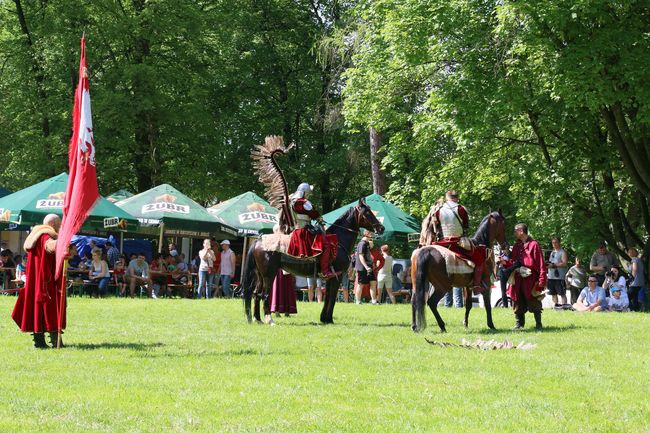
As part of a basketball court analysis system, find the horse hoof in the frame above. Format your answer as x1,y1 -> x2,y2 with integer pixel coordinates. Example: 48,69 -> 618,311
440,328 -> 447,333
488,324 -> 496,330
463,321 -> 468,328
411,324 -> 418,332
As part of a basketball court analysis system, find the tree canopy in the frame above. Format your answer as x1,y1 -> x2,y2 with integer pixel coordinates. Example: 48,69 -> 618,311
1,0 -> 648,260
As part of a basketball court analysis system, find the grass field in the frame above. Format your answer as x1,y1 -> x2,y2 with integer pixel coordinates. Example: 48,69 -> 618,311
0,296 -> 648,433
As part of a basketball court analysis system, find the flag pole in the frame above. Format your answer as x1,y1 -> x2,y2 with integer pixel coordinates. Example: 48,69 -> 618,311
158,223 -> 165,253
57,257 -> 69,349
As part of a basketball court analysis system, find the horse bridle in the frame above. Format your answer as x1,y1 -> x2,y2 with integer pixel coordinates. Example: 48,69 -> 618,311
327,205 -> 380,234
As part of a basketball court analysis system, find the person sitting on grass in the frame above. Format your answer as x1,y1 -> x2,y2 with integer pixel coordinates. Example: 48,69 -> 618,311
573,275 -> 607,312
602,265 -> 627,296
126,253 -> 152,298
607,287 -> 629,312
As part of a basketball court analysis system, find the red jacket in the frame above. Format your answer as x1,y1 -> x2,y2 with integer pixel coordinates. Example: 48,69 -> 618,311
506,237 -> 547,302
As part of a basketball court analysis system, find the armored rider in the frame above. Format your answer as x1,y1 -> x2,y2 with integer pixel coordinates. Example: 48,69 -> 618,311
287,183 -> 337,279
433,190 -> 486,294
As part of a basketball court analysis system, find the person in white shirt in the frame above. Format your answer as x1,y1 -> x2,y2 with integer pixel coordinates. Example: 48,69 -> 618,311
197,239 -> 216,299
607,287 -> 629,312
219,240 -> 236,297
377,245 -> 396,303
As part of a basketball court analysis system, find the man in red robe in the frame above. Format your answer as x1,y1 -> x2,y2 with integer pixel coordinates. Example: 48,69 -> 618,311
11,214 -> 66,348
505,223 -> 547,330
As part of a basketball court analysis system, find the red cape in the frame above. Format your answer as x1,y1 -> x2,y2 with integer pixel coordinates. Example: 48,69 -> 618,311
506,237 -> 547,302
12,230 -> 66,333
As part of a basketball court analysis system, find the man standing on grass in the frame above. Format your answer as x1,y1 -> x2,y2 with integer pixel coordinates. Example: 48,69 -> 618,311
11,214 -> 66,348
219,240 -> 236,297
506,223 -> 547,330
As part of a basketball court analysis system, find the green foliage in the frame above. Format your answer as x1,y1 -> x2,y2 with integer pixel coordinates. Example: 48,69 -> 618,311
0,0 -> 371,211
342,0 -> 650,259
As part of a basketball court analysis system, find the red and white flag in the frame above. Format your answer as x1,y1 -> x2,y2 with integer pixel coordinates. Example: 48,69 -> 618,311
55,37 -> 99,278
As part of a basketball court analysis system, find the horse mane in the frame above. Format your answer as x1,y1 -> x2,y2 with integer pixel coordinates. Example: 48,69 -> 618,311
330,206 -> 356,228
471,212 -> 502,246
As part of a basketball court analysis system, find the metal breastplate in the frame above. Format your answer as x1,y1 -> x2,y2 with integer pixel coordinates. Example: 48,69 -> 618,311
439,203 -> 463,238
290,198 -> 311,229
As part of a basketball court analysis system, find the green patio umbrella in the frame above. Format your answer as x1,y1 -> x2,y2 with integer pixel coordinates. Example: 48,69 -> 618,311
0,172 -> 138,231
115,184 -> 238,244
207,191 -> 279,236
321,193 -> 421,244
106,189 -> 134,203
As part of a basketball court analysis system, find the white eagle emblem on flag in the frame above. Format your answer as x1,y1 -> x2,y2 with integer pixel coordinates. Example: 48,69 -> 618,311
78,67 -> 96,167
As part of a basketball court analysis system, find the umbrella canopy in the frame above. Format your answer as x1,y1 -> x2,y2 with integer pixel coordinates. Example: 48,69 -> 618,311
321,193 -> 420,243
106,189 -> 134,203
115,184 -> 238,239
0,172 -> 138,231
208,191 -> 279,236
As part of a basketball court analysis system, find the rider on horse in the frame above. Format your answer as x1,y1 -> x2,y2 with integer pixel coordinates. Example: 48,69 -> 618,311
426,190 -> 486,294
286,182 -> 337,279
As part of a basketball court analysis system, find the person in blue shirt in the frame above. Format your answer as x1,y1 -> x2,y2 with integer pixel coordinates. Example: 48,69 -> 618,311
573,274 -> 607,312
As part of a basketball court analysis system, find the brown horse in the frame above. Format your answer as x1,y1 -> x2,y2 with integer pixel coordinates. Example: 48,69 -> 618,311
242,198 -> 384,325
411,211 -> 507,333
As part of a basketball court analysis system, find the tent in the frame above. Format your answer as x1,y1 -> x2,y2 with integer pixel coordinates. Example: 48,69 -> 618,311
0,173 -> 138,231
115,184 -> 238,249
321,193 -> 420,244
106,189 -> 134,203
207,191 -> 279,236
208,191 -> 280,284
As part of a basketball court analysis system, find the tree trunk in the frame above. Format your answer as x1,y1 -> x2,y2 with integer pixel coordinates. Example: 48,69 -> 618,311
131,0 -> 158,191
369,127 -> 386,195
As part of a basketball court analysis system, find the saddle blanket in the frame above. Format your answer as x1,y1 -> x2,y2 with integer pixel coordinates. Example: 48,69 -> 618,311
431,245 -> 475,275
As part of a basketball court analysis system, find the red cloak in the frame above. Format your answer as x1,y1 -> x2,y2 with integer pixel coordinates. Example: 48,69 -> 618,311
506,237 -> 547,302
12,226 -> 66,333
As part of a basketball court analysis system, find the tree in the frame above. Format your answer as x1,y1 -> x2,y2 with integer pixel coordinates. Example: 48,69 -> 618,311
342,0 -> 650,264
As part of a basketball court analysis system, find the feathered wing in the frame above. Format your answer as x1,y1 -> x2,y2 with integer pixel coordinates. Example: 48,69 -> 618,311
251,135 -> 295,234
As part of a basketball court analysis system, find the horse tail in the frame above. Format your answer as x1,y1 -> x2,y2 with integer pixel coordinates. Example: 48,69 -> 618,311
242,240 -> 258,323
414,248 -> 429,332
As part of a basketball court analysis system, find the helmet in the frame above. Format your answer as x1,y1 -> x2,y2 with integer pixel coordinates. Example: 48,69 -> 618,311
294,182 -> 314,199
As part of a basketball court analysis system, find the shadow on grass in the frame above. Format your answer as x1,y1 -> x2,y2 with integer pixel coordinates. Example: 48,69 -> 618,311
70,342 -> 164,351
474,323 -> 583,334
280,321 -> 412,328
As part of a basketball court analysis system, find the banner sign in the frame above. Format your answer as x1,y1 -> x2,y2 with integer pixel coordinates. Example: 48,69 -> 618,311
238,211 -> 278,225
36,199 -> 64,209
142,202 -> 189,214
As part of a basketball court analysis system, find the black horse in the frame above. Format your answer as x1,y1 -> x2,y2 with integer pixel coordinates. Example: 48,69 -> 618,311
242,198 -> 384,324
411,211 -> 507,333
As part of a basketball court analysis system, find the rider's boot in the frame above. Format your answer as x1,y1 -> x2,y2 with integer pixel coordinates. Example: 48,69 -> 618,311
319,246 -> 340,280
471,264 -> 486,294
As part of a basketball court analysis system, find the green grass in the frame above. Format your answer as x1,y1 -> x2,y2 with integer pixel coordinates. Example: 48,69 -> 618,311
0,296 -> 648,433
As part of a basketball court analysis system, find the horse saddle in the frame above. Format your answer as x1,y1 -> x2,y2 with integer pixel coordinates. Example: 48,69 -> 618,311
260,233 -> 323,263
